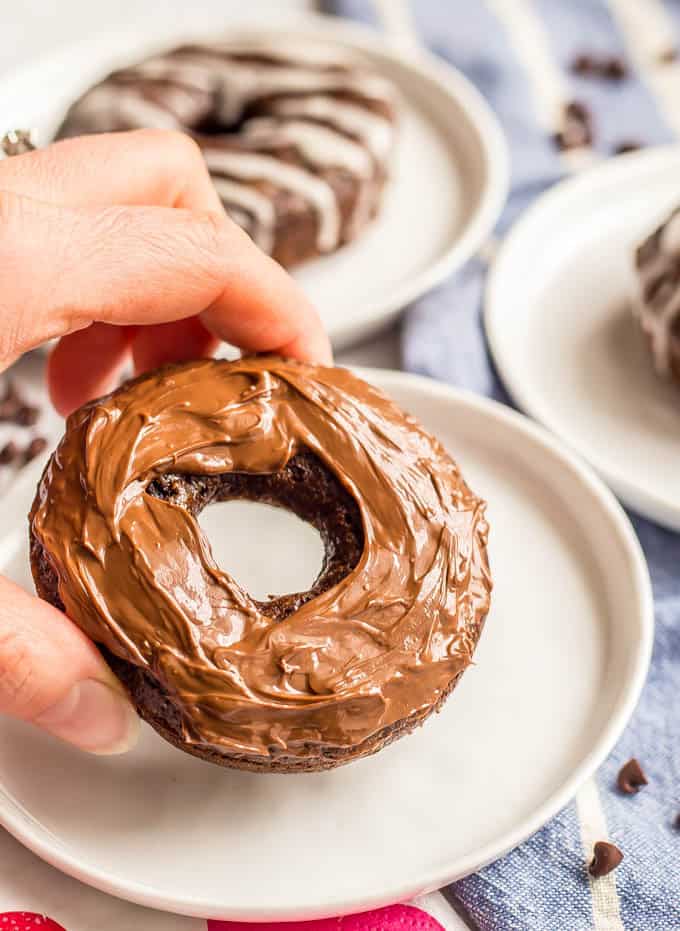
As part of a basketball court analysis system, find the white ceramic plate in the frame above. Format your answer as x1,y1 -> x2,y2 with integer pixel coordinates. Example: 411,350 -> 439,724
0,368 -> 652,921
0,11 -> 508,350
486,146 -> 680,529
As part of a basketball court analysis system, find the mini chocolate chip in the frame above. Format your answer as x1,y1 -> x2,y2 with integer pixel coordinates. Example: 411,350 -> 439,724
658,47 -> 678,64
674,812 -> 680,830
614,140 -> 642,155
566,100 -> 590,121
2,379 -> 20,402
0,381 -> 21,422
15,404 -> 40,427
0,440 -> 19,465
0,399 -> 19,421
604,58 -> 628,80
24,436 -> 47,463
570,53 -> 628,80
589,841 -> 623,877
617,758 -> 648,794
571,53 -> 596,76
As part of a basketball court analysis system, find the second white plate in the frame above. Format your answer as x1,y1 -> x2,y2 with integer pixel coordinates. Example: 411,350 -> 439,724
0,11 -> 508,349
0,368 -> 652,921
486,146 -> 680,529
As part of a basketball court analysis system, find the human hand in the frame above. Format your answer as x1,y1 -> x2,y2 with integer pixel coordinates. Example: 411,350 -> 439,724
0,129 -> 331,754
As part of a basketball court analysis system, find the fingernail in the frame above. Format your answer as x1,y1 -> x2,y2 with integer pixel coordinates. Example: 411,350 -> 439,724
35,679 -> 140,755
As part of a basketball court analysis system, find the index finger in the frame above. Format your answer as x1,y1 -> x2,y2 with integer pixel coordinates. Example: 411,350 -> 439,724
0,128 -> 223,213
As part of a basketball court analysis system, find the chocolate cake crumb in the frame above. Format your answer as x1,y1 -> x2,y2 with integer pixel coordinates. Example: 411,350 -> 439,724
15,404 -> 40,427
0,441 -> 19,465
24,436 -> 47,463
614,140 -> 642,155
617,758 -> 648,794
0,381 -> 21,421
589,842 -> 623,878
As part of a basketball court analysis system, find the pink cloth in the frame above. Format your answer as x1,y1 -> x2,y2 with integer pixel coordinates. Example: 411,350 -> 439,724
208,904 -> 445,931
0,903 -> 444,930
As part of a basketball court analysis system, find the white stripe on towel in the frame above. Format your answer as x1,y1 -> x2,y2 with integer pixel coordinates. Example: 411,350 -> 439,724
484,0 -> 596,171
576,778 -> 625,931
606,0 -> 680,137
372,0 -> 421,53
412,891 -> 471,931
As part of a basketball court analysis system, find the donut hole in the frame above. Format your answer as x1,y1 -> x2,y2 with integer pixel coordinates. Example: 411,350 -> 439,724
199,500 -> 324,602
145,450 -> 364,620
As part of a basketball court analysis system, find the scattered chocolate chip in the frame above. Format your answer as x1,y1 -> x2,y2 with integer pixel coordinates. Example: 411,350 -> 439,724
0,440 -> 19,465
614,140 -> 642,155
571,53 -> 596,75
554,100 -> 594,150
23,436 -> 47,463
604,57 -> 628,80
589,841 -> 623,878
674,812 -> 680,830
617,757 -> 648,794
658,47 -> 678,64
0,380 -> 21,422
570,53 -> 628,81
2,379 -> 19,402
15,404 -> 40,427
0,400 -> 19,421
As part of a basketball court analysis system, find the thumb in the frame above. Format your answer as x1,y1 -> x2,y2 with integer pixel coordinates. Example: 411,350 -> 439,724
0,576 -> 139,754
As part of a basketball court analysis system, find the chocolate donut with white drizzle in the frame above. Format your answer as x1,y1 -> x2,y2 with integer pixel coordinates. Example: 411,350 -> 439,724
634,208 -> 680,378
57,38 -> 398,267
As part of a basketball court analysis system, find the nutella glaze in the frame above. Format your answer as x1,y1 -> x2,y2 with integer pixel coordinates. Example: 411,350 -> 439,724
30,358 -> 491,761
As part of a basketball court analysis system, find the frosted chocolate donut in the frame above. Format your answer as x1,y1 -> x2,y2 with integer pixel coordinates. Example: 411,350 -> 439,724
29,358 -> 492,772
57,38 -> 398,268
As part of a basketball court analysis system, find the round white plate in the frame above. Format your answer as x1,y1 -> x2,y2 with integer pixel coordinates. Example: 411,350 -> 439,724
0,11 -> 508,350
0,368 -> 652,921
486,145 -> 680,529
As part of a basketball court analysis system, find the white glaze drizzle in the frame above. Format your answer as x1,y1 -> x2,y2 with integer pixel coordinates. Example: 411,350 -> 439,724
635,210 -> 680,375
203,148 -> 340,251
267,94 -> 394,161
72,85 -> 181,131
125,52 -> 391,126
211,176 -> 276,254
205,37 -> 375,69
241,117 -> 374,178
127,56 -> 218,93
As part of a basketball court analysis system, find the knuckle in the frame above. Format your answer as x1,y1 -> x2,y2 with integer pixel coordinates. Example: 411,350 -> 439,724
188,210 -> 234,276
0,626 -> 39,717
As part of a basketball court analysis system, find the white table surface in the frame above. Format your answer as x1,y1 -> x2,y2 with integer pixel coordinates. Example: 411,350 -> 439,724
0,3 -> 473,927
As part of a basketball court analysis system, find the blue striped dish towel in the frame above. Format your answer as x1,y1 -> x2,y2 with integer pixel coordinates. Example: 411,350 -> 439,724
326,1 -> 680,929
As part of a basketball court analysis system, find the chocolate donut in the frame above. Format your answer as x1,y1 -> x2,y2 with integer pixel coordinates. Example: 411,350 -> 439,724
29,358 -> 492,772
634,208 -> 680,380
57,39 -> 398,268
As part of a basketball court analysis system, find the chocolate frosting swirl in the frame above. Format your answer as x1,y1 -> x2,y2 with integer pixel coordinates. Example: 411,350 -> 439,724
30,358 -> 491,759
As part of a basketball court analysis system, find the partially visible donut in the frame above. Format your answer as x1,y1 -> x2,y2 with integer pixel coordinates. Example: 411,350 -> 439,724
634,207 -> 680,380
57,39 -> 398,267
29,358 -> 492,772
